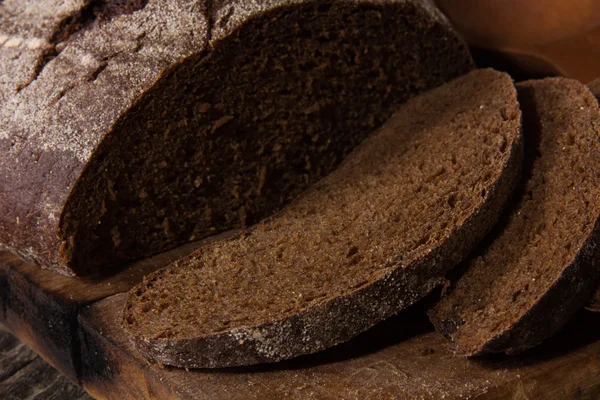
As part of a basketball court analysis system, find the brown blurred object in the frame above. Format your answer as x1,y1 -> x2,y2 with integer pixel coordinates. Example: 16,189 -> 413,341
435,0 -> 600,83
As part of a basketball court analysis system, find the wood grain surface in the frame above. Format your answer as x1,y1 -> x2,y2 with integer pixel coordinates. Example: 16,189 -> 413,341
0,232 -> 232,383
0,325 -> 91,400
79,293 -> 600,400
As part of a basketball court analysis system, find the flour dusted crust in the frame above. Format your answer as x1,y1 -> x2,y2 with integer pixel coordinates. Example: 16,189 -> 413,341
0,0 -> 472,276
122,69 -> 523,368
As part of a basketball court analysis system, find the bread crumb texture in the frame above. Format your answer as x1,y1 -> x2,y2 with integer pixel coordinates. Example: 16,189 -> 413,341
429,77 -> 600,356
0,0 -> 472,275
123,69 -> 523,368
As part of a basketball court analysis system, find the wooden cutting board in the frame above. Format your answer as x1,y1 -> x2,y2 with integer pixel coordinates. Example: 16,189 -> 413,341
0,325 -> 91,399
1,243 -> 600,399
78,294 -> 600,400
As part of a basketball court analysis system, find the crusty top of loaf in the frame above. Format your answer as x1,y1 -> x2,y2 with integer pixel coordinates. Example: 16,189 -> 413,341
1,0 -> 452,164
0,0 -> 86,102
0,0 -> 208,161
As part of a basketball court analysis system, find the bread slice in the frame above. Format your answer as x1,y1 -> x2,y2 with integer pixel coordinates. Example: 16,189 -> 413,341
0,0 -> 473,276
587,78 -> 600,313
122,69 -> 523,368
428,78 -> 600,356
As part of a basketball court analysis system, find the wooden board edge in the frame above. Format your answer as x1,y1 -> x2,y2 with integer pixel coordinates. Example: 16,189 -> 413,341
79,293 -> 600,400
0,263 -> 82,383
79,294 -> 182,400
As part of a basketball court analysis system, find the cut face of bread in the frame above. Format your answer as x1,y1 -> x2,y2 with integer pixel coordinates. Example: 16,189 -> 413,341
0,0 -> 473,276
122,69 -> 523,368
428,78 -> 600,356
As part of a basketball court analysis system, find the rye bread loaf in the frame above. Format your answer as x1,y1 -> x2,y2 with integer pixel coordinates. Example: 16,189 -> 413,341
122,69 -> 523,368
0,0 -> 473,276
587,78 -> 600,313
428,78 -> 600,356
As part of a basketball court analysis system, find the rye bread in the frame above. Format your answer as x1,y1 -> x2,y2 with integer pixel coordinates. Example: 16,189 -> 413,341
122,69 -> 523,368
587,78 -> 600,312
428,78 -> 600,356
0,0 -> 473,276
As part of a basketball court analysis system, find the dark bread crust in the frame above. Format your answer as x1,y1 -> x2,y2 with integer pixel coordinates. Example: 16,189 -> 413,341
0,0 -> 472,276
586,78 -> 600,313
429,78 -> 600,356
0,0 -> 210,276
122,69 -> 524,368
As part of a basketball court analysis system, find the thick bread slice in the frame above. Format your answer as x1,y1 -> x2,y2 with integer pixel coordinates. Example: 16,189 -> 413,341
0,0 -> 473,276
122,69 -> 523,368
587,78 -> 600,313
428,78 -> 600,356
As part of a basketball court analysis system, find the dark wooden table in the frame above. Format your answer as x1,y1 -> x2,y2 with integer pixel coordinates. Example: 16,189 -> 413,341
0,325 -> 91,400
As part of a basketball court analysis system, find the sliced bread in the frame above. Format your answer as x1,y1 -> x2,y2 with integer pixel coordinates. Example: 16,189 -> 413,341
428,78 -> 600,356
0,0 -> 473,276
122,69 -> 523,368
